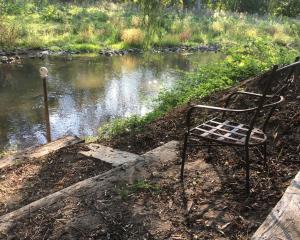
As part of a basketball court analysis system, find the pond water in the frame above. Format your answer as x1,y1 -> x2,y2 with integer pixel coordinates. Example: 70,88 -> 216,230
0,52 -> 220,151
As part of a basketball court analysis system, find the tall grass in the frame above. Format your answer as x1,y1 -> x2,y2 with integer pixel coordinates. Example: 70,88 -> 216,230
0,2 -> 299,52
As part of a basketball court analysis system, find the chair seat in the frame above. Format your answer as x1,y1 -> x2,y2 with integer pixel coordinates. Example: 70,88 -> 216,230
189,118 -> 267,146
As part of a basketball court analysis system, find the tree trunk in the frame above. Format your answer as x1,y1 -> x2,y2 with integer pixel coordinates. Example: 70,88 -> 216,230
183,0 -> 190,13
195,0 -> 202,15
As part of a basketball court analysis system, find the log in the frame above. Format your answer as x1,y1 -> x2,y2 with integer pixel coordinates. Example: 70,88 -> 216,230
0,136 -> 83,169
252,171 -> 300,240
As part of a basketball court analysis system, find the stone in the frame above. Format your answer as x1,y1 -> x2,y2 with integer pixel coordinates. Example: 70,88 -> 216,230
0,56 -> 8,63
8,57 -> 15,63
79,143 -> 140,167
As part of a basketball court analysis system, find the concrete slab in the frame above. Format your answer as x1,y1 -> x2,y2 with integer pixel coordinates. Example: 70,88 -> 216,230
79,143 -> 140,167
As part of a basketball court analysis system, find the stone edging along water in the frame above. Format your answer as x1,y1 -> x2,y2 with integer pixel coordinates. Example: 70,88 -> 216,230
0,44 -> 220,64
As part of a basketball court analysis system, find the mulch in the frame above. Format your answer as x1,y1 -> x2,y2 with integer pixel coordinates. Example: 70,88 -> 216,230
0,144 -> 112,216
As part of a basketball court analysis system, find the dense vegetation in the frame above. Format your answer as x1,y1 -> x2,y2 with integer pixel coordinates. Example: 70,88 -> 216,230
0,1 -> 299,51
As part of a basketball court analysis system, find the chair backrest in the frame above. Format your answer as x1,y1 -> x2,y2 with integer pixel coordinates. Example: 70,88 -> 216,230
271,56 -> 300,96
245,57 -> 300,144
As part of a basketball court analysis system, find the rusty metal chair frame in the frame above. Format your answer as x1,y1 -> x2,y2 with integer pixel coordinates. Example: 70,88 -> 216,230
180,58 -> 300,194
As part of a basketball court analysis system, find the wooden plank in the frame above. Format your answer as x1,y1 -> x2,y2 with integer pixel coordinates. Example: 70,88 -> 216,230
252,171 -> 300,240
0,136 -> 83,169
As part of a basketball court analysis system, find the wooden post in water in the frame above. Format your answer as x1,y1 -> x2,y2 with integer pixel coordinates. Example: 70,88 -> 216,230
40,67 -> 51,143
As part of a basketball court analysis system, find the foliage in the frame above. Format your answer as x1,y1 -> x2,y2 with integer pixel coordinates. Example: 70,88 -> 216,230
0,1 -> 299,51
202,0 -> 300,17
132,0 -> 166,48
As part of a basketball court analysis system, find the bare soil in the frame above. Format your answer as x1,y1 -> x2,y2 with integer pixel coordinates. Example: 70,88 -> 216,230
0,144 -> 112,216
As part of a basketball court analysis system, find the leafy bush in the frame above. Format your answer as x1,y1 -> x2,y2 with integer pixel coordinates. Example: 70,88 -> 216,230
41,5 -> 67,23
77,23 -> 96,43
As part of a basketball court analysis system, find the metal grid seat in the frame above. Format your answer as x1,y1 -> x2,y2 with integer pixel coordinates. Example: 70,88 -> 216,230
190,117 -> 266,146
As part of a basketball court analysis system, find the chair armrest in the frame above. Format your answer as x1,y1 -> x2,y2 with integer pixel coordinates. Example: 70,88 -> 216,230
185,104 -> 257,129
185,95 -> 284,130
189,104 -> 257,113
230,91 -> 275,98
225,91 -> 277,108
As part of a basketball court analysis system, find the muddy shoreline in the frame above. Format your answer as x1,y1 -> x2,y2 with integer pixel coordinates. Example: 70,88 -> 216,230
0,44 -> 220,64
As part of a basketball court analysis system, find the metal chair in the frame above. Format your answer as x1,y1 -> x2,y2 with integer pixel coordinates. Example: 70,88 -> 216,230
180,58 -> 300,194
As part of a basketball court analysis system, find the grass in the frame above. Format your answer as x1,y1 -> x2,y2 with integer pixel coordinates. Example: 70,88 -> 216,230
0,2 -> 299,52
117,180 -> 161,200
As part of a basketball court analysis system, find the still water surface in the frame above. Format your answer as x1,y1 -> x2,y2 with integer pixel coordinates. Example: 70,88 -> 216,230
0,52 -> 220,150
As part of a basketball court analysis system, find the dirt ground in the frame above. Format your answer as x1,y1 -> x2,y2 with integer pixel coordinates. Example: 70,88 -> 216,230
0,70 -> 299,239
0,144 -> 112,216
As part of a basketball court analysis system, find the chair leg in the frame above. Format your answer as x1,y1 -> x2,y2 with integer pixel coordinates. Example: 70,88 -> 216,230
262,142 -> 267,169
207,145 -> 212,162
245,146 -> 250,195
180,132 -> 189,181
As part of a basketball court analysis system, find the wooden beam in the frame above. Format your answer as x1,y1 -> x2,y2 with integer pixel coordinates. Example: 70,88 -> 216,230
0,136 -> 83,169
252,171 -> 300,240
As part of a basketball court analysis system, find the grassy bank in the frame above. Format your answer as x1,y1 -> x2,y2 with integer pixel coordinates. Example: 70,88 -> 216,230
98,38 -> 298,138
0,2 -> 299,52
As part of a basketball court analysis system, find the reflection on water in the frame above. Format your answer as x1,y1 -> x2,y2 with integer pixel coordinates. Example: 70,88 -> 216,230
0,52 -> 221,150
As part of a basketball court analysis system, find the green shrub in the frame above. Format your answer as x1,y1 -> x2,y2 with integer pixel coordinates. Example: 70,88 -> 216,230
41,5 -> 67,23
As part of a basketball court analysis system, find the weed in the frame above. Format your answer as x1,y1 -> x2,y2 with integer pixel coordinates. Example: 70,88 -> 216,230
85,135 -> 99,143
117,180 -> 160,200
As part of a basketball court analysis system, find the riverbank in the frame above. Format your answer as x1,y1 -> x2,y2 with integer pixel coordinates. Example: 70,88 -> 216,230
0,70 -> 299,239
0,44 -> 219,64
0,2 -> 299,55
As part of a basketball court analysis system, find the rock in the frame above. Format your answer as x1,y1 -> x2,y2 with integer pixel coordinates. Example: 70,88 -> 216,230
40,50 -> 49,56
0,56 -> 8,63
104,52 -> 113,57
8,57 -> 15,63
